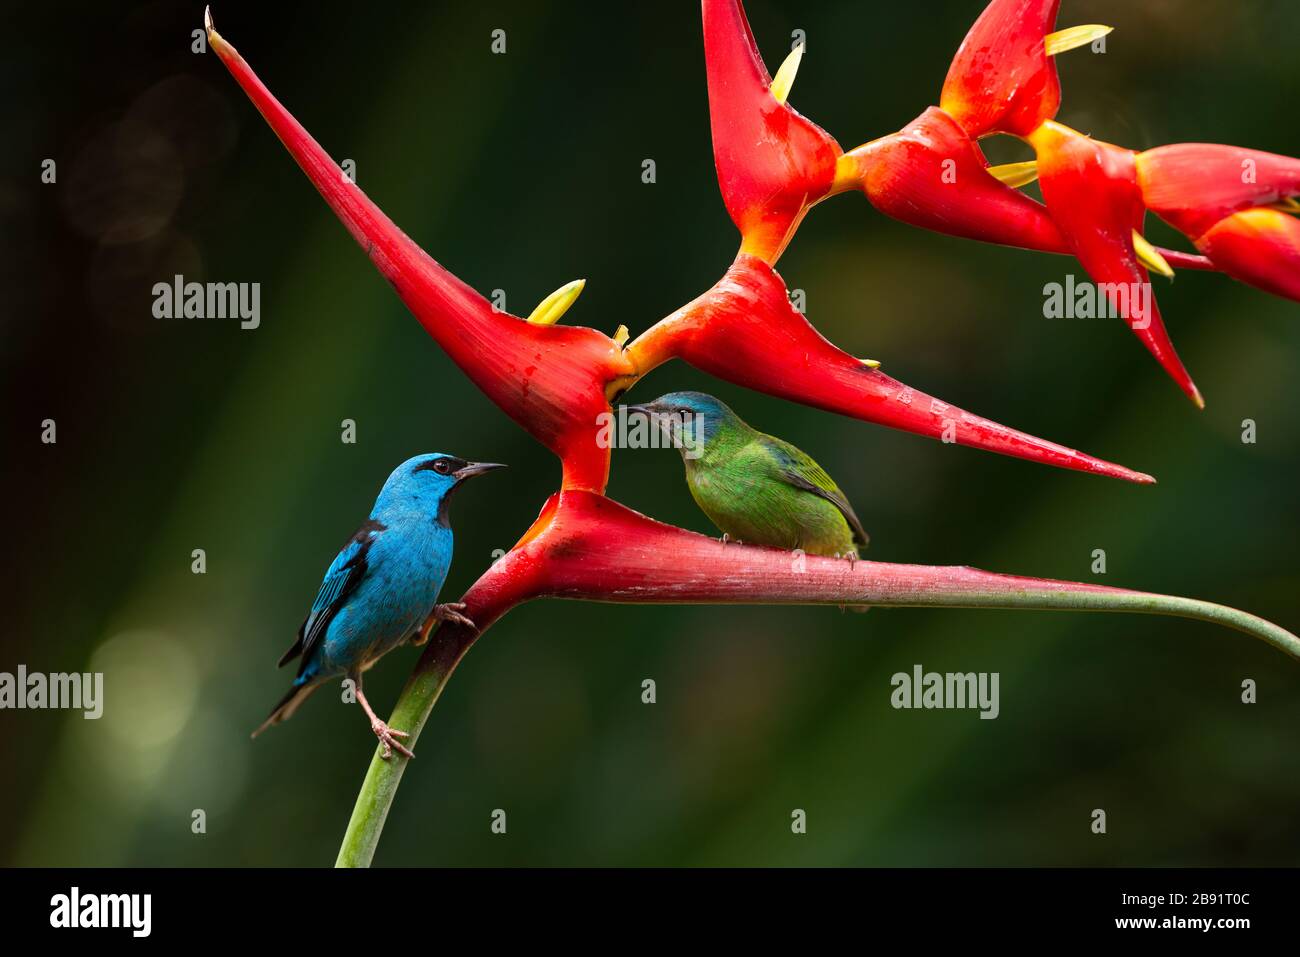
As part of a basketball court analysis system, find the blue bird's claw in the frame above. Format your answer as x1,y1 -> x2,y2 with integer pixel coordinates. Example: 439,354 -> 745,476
433,602 -> 478,634
355,685 -> 415,760
372,721 -> 414,761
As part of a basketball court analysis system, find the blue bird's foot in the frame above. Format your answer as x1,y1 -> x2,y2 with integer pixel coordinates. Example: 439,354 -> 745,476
355,685 -> 415,760
433,601 -> 478,633
371,720 -> 414,761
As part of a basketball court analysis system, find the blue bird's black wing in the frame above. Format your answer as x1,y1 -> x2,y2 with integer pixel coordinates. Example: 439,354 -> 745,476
277,520 -> 386,675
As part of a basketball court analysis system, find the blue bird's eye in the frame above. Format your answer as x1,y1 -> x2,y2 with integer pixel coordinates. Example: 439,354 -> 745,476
433,459 -> 451,474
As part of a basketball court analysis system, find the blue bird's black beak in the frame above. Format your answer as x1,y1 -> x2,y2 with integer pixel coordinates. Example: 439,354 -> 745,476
452,461 -> 506,480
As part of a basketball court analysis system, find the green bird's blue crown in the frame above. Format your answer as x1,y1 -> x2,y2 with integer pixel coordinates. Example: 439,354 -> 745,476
630,390 -> 738,453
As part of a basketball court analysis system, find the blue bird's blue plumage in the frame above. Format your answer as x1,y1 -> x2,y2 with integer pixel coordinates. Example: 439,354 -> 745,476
254,452 -> 503,754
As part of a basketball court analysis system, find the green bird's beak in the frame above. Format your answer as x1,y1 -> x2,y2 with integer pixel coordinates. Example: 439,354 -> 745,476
626,403 -> 666,419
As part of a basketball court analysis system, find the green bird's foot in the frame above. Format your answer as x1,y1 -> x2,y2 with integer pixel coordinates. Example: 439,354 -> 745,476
433,601 -> 478,633
721,533 -> 743,546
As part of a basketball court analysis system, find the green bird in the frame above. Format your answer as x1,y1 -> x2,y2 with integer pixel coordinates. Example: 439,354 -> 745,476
629,391 -> 868,559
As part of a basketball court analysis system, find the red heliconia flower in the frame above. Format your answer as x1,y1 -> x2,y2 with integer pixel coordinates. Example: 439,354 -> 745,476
839,109 -> 1214,271
939,0 -> 1063,139
1137,144 -> 1300,301
1029,121 -> 1203,407
701,0 -> 842,263
703,0 -> 1300,407
207,14 -> 634,492
204,5 -> 1300,863
836,1 -> 1213,273
624,252 -> 1153,482
209,9 -> 1153,485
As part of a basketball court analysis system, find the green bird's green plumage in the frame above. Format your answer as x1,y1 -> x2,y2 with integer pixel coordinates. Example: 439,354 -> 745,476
631,391 -> 868,558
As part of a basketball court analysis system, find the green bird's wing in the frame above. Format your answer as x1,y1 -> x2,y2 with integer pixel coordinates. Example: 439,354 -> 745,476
764,437 -> 870,549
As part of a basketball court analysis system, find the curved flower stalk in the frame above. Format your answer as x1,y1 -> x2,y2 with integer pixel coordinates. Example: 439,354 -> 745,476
208,9 -> 1151,484
337,488 -> 1300,864
203,7 -> 1300,867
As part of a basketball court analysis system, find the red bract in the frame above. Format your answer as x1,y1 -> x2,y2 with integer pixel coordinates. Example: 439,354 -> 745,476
1196,209 -> 1300,302
940,0 -> 1062,138
1030,122 -> 1202,407
846,107 -> 1064,254
703,0 -> 1300,406
702,0 -> 841,263
209,11 -> 1153,484
840,109 -> 1215,271
417,491 -> 1300,668
207,19 -> 634,492
624,253 -> 1154,483
1138,145 -> 1300,301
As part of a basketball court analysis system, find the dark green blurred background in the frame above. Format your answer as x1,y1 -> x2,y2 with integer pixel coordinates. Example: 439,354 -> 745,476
3,0 -> 1299,866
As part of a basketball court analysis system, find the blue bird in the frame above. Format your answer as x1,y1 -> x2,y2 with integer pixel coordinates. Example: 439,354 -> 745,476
253,453 -> 504,759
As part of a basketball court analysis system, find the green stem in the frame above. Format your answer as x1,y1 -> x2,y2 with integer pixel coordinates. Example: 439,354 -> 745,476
916,586 -> 1300,660
334,626 -> 471,867
334,580 -> 1296,866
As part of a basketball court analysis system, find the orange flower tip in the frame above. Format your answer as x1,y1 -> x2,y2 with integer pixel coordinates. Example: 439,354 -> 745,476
769,42 -> 804,105
612,324 -> 630,347
986,160 -> 1040,189
1191,386 -> 1206,411
525,278 -> 586,326
1044,24 -> 1113,57
1132,230 -> 1176,280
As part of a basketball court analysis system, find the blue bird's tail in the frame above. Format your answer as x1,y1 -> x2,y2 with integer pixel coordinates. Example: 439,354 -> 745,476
276,633 -> 304,668
251,680 -> 320,738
